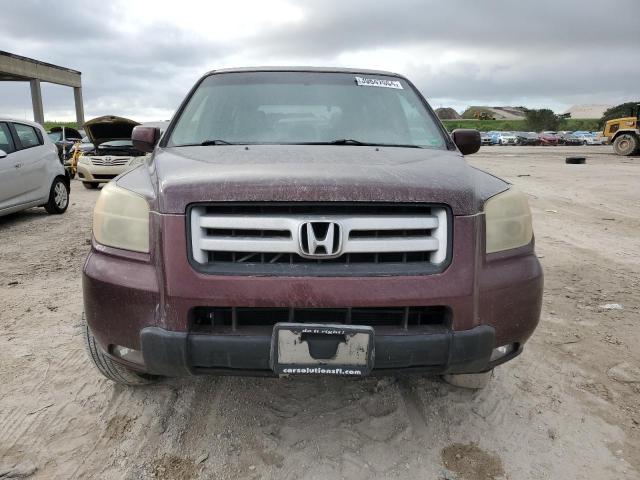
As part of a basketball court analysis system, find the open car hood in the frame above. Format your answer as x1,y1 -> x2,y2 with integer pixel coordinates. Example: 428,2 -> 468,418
83,115 -> 139,147
48,126 -> 82,140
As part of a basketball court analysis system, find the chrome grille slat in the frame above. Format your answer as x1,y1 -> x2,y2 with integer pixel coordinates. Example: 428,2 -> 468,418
344,237 -> 439,253
90,157 -> 131,166
189,204 -> 449,269
199,237 -> 298,253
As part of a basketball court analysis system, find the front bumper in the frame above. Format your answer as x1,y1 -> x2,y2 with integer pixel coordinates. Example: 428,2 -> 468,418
83,213 -> 543,377
77,163 -> 134,183
138,324 -> 515,376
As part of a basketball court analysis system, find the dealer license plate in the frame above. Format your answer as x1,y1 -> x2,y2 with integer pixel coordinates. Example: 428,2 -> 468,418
270,323 -> 375,376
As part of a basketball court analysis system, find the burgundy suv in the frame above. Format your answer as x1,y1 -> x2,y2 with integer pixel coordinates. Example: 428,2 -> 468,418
82,68 -> 543,388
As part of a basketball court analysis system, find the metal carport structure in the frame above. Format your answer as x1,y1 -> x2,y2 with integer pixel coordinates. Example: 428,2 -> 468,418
0,50 -> 84,125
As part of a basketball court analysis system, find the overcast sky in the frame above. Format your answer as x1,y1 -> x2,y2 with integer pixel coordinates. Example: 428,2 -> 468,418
1,0 -> 639,122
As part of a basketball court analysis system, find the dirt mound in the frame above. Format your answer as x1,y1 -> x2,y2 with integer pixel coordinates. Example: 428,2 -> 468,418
435,107 -> 461,120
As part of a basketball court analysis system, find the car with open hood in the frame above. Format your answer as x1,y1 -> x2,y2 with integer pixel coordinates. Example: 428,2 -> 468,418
76,115 -> 147,189
47,126 -> 82,161
81,67 -> 543,389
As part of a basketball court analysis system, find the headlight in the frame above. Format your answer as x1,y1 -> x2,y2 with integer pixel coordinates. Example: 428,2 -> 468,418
93,182 -> 150,252
78,155 -> 89,164
484,187 -> 533,254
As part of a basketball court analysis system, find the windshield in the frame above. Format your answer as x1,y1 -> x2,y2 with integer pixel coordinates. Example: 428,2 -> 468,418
167,71 -> 447,149
47,132 -> 62,142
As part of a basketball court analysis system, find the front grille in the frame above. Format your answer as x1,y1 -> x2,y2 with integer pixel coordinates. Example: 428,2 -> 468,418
188,203 -> 450,276
92,174 -> 118,180
90,157 -> 130,166
190,306 -> 451,333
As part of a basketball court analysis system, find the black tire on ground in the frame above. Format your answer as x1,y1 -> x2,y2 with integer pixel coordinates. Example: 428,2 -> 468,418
566,156 -> 586,164
83,182 -> 100,189
613,134 -> 638,156
82,313 -> 159,386
44,177 -> 69,214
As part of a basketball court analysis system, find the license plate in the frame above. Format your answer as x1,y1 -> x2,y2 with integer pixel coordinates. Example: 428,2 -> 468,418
270,323 -> 375,376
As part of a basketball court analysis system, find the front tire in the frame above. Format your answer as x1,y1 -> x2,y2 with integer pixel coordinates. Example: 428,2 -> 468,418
44,177 -> 69,214
83,182 -> 100,189
82,313 -> 159,386
613,134 -> 638,156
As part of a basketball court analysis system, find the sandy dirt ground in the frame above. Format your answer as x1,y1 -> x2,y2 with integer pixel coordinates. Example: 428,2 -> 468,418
1,146 -> 639,480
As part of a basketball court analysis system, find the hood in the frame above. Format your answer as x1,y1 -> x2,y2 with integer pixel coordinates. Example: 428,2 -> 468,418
83,115 -> 139,147
136,145 -> 508,215
48,126 -> 82,139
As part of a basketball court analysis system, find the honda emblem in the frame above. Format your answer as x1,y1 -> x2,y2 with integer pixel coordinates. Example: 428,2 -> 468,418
299,222 -> 342,258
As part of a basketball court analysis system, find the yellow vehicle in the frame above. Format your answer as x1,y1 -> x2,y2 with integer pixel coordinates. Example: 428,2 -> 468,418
474,111 -> 495,121
65,140 -> 83,178
604,104 -> 640,156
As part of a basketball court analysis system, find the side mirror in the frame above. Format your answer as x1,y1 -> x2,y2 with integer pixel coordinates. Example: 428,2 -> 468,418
0,149 -> 7,159
131,126 -> 160,153
451,129 -> 481,155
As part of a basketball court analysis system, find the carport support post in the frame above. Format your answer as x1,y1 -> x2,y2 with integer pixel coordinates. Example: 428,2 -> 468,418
73,87 -> 84,126
30,79 -> 44,125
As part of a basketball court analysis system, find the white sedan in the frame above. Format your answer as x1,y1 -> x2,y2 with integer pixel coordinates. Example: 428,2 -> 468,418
573,132 -> 606,145
0,118 -> 69,217
76,116 -> 149,189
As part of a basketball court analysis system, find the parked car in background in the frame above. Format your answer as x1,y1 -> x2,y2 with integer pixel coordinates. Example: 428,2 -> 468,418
81,67 -> 543,389
573,131 -> 605,145
47,126 -> 82,161
593,131 -> 609,145
480,132 -> 493,145
486,131 -> 501,145
71,135 -> 95,155
515,132 -> 540,146
0,118 -> 70,217
76,116 -> 147,189
498,131 -> 518,145
557,132 -> 582,146
538,132 -> 559,146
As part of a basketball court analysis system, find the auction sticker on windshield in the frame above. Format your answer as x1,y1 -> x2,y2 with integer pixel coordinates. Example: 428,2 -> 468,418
355,76 -> 403,89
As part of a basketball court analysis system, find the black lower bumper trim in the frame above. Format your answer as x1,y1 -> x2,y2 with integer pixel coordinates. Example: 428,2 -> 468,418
140,325 -> 497,377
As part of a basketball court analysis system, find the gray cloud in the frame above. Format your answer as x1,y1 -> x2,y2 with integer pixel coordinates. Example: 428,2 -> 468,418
1,0 -> 638,122
248,0 -> 640,55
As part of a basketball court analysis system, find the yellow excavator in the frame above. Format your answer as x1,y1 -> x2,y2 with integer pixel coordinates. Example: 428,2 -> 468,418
603,104 -> 640,156
474,111 -> 495,121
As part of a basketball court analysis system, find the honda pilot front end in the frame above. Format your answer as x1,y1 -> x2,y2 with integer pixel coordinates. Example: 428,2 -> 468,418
82,68 -> 543,388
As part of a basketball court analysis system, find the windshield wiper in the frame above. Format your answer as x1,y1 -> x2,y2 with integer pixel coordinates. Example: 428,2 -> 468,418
327,138 -> 367,145
299,139 -> 423,148
200,139 -> 235,145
